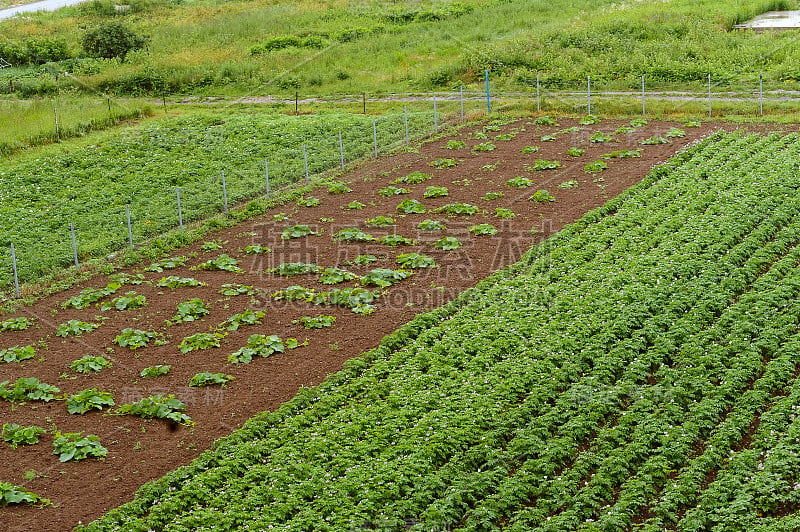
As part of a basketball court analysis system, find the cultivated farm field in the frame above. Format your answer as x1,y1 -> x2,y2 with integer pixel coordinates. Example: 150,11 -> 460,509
0,116 -> 720,530
70,124 -> 800,531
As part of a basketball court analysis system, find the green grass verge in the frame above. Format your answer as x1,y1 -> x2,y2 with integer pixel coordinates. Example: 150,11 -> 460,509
3,0 -> 800,98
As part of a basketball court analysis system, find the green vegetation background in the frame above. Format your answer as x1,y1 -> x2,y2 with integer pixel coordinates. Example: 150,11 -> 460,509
1,0 -> 799,97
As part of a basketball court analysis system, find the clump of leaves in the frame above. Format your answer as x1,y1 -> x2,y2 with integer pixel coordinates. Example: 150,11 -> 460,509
430,157 -> 457,169
469,224 -> 498,236
218,309 -> 265,332
473,142 -> 496,152
506,176 -> 534,188
268,262 -> 322,276
156,276 -> 206,289
684,120 -> 701,127
351,254 -> 378,266
481,162 -> 499,171
346,200 -> 366,210
378,185 -> 410,197
229,334 -> 301,364
1,345 -> 36,364
333,228 -> 375,242
272,285 -> 317,303
116,395 -> 192,425
394,171 -> 431,185
642,136 -> 668,145
200,241 -> 224,252
361,269 -> 414,288
630,118 -> 648,127
100,291 -> 147,311
281,224 -> 316,239
145,256 -> 188,272
273,212 -> 290,221
521,145 -> 539,154
52,432 -> 107,462
603,149 -> 641,159
534,115 -> 558,125
423,186 -> 449,198
192,254 -> 243,273
666,127 -> 686,138
474,131 -> 488,139
56,320 -> 99,338
530,189 -> 556,203
297,315 -> 336,329
589,132 -> 613,143
559,180 -> 579,189
581,114 -> 600,125
189,372 -> 234,387
114,328 -> 158,350
62,286 -> 117,310
297,196 -> 321,207
328,182 -> 352,194
69,355 -> 112,374
172,299 -> 210,323
417,219 -> 446,231
66,389 -> 115,415
112,274 -> 148,287
378,234 -> 416,247
584,160 -> 609,173
2,424 -> 45,448
396,253 -> 437,269
397,199 -> 427,214
435,203 -> 479,215
540,134 -> 557,142
566,147 -> 585,157
365,215 -> 395,227
319,267 -> 359,285
445,140 -> 466,149
0,482 -> 49,507
179,332 -> 225,354
615,125 -> 635,134
494,133 -> 515,141
140,365 -> 171,378
219,283 -> 258,296
241,244 -> 271,255
326,287 -> 380,314
0,317 -> 33,332
434,237 -> 463,250
483,191 -> 503,201
495,207 -> 517,219
528,159 -> 562,171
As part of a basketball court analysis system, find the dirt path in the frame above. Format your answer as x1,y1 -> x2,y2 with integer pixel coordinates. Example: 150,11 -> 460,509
0,117 -> 759,531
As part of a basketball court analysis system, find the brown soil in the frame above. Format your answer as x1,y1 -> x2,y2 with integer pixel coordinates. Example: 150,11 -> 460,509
0,117 -> 757,531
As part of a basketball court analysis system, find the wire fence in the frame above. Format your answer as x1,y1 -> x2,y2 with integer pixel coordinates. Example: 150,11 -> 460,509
2,73 -> 799,298
0,109 -> 438,296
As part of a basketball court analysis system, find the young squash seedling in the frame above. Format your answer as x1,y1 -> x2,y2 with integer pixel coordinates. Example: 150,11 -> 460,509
2,424 -> 45,448
52,432 -> 108,462
69,355 -> 112,373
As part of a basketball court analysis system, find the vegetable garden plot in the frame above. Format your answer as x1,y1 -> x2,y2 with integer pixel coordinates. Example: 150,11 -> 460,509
0,117 -> 722,531
74,130 -> 800,531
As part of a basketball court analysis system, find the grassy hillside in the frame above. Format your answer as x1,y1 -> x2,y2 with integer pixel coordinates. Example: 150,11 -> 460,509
1,0 -> 799,97
80,130 -> 800,530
